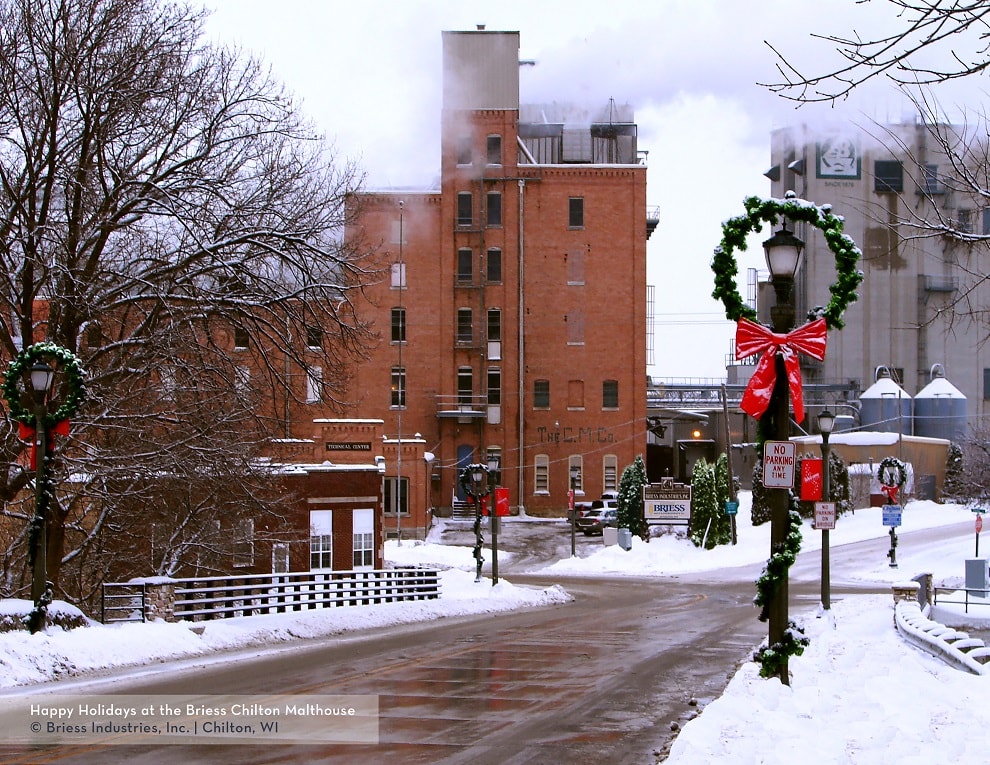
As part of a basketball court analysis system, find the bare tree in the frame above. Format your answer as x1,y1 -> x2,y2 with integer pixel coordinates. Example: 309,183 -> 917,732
0,0 -> 382,602
764,1 -> 990,104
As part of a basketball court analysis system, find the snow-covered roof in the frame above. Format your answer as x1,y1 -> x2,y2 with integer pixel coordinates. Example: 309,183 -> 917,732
916,375 -> 966,399
860,376 -> 911,399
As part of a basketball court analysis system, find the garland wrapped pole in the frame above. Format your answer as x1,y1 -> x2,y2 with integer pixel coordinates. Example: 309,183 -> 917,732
712,193 -> 863,684
1,343 -> 86,633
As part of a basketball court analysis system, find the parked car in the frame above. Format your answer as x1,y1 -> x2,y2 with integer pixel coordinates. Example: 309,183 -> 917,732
575,507 -> 618,535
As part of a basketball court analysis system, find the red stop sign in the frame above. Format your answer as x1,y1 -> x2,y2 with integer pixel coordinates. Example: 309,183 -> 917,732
978,514 -> 984,534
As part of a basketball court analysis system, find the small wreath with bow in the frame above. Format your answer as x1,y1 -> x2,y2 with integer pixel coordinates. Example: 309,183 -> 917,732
458,463 -> 492,499
877,457 -> 907,489
712,192 -> 864,330
2,342 -> 86,427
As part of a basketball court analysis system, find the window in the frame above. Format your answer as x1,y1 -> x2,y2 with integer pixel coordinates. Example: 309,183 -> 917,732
353,532 -> 374,568
457,367 -> 473,405
568,456 -> 583,493
233,326 -> 249,350
486,192 -> 502,227
306,326 -> 322,350
535,454 -> 549,494
874,160 -> 903,193
603,380 -> 619,409
487,248 -> 502,282
391,262 -> 406,288
391,366 -> 406,407
391,307 -> 406,343
457,248 -> 473,283
487,308 -> 501,342
457,308 -> 473,343
487,308 -> 502,360
457,137 -> 472,165
957,209 -> 974,234
984,369 -> 990,400
569,197 -> 584,228
603,455 -> 618,493
309,510 -> 333,571
390,216 -> 408,245
983,209 -> 990,236
487,367 -> 501,405
233,519 -> 254,568
234,365 -> 251,394
272,542 -> 289,574
384,477 -> 409,515
306,366 -> 322,403
568,379 -> 585,409
534,379 -> 550,408
921,164 -> 945,195
457,192 -> 473,226
487,134 -> 502,165
486,446 -> 502,485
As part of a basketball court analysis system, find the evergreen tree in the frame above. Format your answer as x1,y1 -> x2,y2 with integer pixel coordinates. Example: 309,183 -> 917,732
617,455 -> 648,540
690,455 -> 733,549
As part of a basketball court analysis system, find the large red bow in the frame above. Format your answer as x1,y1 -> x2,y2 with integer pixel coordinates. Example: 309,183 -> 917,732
18,420 -> 70,470
735,317 -> 827,423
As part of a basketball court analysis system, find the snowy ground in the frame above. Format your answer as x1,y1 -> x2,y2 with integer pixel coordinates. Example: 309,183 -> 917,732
2,494 -> 989,763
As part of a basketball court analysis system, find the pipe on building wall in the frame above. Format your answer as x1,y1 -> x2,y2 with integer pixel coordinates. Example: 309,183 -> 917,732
517,178 -> 526,513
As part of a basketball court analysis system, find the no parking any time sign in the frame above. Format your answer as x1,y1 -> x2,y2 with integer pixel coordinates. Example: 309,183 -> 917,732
763,440 -> 796,488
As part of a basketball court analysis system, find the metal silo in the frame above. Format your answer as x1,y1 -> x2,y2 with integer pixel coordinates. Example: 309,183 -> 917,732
914,364 -> 967,441
859,367 -> 912,434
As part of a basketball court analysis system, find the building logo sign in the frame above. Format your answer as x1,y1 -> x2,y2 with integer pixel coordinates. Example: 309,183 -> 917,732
643,478 -> 691,526
817,134 -> 861,179
325,442 -> 372,452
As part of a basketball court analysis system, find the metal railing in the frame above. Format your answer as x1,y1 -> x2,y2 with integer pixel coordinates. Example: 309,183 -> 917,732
934,586 -> 990,614
102,568 -> 440,623
101,581 -> 148,624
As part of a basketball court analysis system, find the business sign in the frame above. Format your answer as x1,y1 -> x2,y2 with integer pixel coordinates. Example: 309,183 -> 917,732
763,441 -> 796,488
325,442 -> 372,452
814,502 -> 836,530
644,478 -> 691,526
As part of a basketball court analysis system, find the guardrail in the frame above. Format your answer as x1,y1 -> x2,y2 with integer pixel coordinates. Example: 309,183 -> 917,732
102,568 -> 440,624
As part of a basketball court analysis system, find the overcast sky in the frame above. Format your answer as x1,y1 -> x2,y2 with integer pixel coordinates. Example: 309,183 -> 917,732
202,0 -> 982,379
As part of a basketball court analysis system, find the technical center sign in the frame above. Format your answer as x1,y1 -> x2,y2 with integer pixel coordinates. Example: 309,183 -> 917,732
643,478 -> 692,526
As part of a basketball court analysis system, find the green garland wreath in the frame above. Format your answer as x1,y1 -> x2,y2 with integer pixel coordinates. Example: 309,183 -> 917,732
712,192 -> 864,330
458,463 -> 491,500
2,342 -> 86,427
877,456 -> 907,488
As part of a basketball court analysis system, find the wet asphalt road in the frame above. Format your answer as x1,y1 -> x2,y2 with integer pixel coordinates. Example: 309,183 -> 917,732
0,518 -> 903,765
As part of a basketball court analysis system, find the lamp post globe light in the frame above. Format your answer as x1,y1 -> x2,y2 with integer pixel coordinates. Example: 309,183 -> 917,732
817,408 -> 836,610
29,361 -> 55,634
460,463 -> 491,584
763,223 -> 803,685
714,193 -> 863,684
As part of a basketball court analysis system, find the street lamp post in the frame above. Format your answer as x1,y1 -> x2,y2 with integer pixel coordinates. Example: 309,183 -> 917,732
487,455 -> 500,585
569,464 -> 580,558
817,407 -> 835,611
763,223 -> 803,685
28,361 -> 55,634
469,464 -> 486,582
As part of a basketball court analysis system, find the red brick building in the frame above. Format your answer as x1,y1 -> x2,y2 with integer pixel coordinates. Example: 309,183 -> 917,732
345,29 -> 652,519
